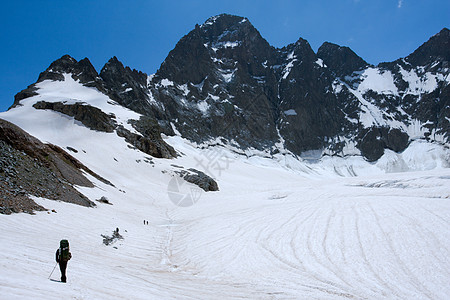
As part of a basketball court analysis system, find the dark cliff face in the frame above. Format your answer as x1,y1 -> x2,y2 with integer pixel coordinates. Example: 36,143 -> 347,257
405,28 -> 450,68
360,28 -> 450,152
151,14 -> 281,148
99,57 -> 150,112
401,28 -> 450,141
317,42 -> 368,77
150,16 -> 449,160
157,25 -> 215,85
276,39 -> 342,153
151,14 -> 347,153
157,15 -> 275,85
149,14 -> 372,155
11,15 -> 450,161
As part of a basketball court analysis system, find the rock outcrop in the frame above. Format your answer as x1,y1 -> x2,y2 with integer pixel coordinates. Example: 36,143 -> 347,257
33,101 -> 117,132
31,101 -> 176,159
0,118 -> 114,214
178,168 -> 219,192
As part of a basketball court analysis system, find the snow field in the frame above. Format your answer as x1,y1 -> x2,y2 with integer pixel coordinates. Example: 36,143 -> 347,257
0,77 -> 449,299
1,154 -> 449,299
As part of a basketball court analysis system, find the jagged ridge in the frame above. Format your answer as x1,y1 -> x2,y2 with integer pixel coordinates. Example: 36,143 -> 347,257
11,14 -> 450,162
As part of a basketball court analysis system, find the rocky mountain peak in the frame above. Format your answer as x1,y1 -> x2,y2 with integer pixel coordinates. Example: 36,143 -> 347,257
8,18 -> 449,163
199,14 -> 258,44
406,27 -> 450,67
156,25 -> 213,84
37,54 -> 98,83
283,37 -> 316,63
293,37 -> 311,47
317,42 -> 368,77
100,56 -> 126,78
202,14 -> 272,58
100,56 -> 150,111
47,54 -> 77,70
436,27 -> 450,38
156,14 -> 272,85
101,56 -> 147,80
12,55 -> 101,108
200,14 -> 249,31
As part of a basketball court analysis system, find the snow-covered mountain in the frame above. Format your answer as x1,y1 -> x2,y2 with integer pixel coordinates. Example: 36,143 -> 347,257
0,13 -> 449,299
10,14 -> 449,163
131,14 -> 449,162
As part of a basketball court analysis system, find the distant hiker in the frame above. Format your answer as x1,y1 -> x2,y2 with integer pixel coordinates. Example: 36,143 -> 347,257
55,239 -> 72,283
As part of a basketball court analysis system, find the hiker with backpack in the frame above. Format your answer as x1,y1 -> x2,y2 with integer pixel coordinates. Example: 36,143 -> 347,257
55,239 -> 72,282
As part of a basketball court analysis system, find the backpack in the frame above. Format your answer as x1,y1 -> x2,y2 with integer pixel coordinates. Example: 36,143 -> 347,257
59,239 -> 71,262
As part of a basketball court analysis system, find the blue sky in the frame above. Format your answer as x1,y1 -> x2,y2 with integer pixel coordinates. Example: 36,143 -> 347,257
1,0 -> 449,112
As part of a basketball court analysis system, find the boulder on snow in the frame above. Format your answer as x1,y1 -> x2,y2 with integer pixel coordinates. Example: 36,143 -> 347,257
176,168 -> 219,192
358,127 -> 410,162
97,196 -> 112,205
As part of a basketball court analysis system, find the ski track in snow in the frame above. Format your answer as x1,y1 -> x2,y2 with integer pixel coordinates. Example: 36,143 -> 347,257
0,79 -> 449,299
155,177 -> 450,300
1,157 -> 449,299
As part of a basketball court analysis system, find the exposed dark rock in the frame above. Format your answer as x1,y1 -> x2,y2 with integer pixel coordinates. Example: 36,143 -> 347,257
358,128 -> 385,162
66,146 -> 78,153
7,15 -> 450,163
148,14 -> 280,150
11,85 -> 39,109
32,101 -> 176,158
317,42 -> 369,77
405,28 -> 450,67
171,164 -> 184,169
385,128 -> 410,152
11,55 -> 106,110
99,56 -> 150,112
118,116 -> 176,158
146,16 -> 447,160
33,101 -> 116,132
0,176 -> 46,215
0,118 -> 118,214
116,126 -> 175,159
148,14 -> 373,156
358,127 -> 410,162
435,83 -> 450,140
101,228 -> 123,245
37,55 -> 100,86
97,196 -> 112,205
150,16 -> 273,150
12,55 -> 176,160
277,38 -> 343,154
157,24 -> 215,85
177,168 -> 219,192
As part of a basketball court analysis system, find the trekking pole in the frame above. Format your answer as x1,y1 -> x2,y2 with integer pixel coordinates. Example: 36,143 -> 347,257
48,262 -> 58,279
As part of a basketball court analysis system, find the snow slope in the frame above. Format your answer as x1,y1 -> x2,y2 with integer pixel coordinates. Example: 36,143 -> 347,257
0,78 -> 449,299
